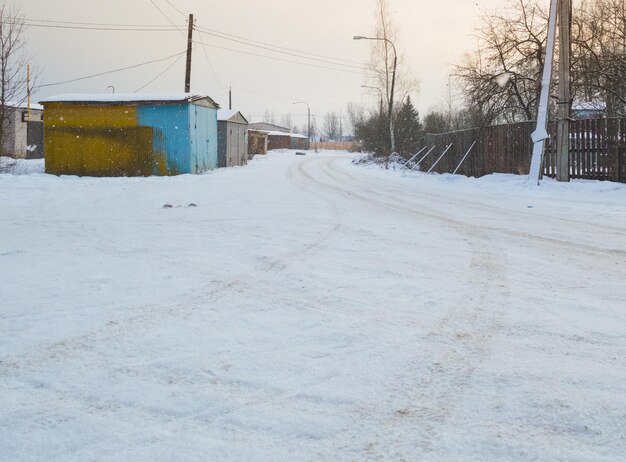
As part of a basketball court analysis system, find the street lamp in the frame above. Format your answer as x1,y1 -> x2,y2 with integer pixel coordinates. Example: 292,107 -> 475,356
361,85 -> 383,117
354,35 -> 397,154
293,101 -> 311,150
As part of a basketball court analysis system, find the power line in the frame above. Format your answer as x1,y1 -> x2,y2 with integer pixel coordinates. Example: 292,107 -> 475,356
149,0 -> 185,35
17,16 -> 365,68
194,25 -> 364,66
164,0 -> 186,18
20,22 -> 179,32
134,53 -> 185,92
195,25 -> 223,89
195,28 -> 366,70
193,41 -> 368,75
37,51 -> 187,89
15,18 -> 185,27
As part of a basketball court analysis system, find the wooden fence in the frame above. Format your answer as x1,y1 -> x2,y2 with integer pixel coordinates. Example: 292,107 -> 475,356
416,118 -> 626,183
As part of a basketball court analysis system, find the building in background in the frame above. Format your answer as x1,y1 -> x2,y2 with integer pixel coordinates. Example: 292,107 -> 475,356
248,130 -> 269,156
572,102 -> 606,120
40,93 -> 219,176
217,109 -> 248,167
290,133 -> 308,150
248,122 -> 290,133
1,102 -> 44,159
265,131 -> 291,150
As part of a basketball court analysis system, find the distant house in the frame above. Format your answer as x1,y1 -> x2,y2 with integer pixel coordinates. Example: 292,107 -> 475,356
1,101 -> 44,159
572,102 -> 606,120
248,122 -> 309,151
39,93 -> 219,176
217,109 -> 248,167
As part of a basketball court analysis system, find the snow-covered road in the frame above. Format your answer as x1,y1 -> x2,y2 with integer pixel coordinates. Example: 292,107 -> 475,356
1,151 -> 625,461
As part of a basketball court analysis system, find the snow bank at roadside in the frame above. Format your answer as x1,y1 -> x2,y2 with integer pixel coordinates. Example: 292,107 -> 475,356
0,157 -> 44,175
354,153 -> 626,201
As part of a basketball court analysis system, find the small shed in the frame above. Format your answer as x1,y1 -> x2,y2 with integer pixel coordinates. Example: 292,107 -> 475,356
248,130 -> 269,156
39,93 -> 219,176
217,109 -> 248,167
1,102 -> 44,159
290,133 -> 308,150
266,131 -> 291,150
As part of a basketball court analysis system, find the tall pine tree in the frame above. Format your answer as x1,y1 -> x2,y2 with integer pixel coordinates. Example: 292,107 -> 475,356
395,96 -> 424,156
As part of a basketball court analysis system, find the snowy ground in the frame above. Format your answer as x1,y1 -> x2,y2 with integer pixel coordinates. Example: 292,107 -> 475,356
1,150 -> 625,461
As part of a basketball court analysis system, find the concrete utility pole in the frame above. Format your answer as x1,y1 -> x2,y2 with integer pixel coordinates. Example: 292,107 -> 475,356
354,36 -> 398,154
556,0 -> 571,182
529,0 -> 559,184
184,14 -> 194,93
229,86 -> 232,110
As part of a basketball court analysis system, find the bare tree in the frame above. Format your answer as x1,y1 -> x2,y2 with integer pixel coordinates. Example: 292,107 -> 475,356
323,112 -> 340,140
366,0 -> 417,111
454,0 -> 550,126
454,0 -> 626,126
573,0 -> 626,116
0,4 -> 32,156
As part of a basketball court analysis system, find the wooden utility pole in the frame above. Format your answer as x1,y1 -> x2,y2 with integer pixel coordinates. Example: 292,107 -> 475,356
556,0 -> 571,182
184,14 -> 194,93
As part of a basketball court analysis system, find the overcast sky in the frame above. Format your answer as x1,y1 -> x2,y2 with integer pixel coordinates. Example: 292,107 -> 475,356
21,0 -> 503,128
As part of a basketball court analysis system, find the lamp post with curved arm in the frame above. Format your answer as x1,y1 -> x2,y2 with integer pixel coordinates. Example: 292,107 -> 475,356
292,101 -> 311,150
354,35 -> 397,153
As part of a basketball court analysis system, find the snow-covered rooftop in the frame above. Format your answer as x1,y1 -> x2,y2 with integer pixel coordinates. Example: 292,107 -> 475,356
217,109 -> 248,123
572,101 -> 606,111
5,101 -> 44,111
217,109 -> 238,121
39,93 -> 217,106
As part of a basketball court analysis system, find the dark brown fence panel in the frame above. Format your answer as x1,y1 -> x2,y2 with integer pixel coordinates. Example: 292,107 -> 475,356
416,117 -> 626,183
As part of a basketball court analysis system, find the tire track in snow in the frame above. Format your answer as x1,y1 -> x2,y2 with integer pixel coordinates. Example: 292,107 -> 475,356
289,155 -> 510,457
0,163 -> 345,378
329,159 -> 626,256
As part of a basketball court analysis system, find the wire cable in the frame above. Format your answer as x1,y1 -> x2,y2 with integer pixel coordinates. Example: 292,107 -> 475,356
194,25 -> 223,89
164,0 -> 186,18
149,0 -> 185,35
37,51 -> 187,88
15,17 -> 364,68
193,28 -> 364,69
193,27 -> 362,65
134,53 -> 185,92
193,40 -> 368,75
21,22 -> 179,32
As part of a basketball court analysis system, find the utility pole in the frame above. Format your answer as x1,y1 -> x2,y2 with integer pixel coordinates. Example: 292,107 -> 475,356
229,86 -> 232,110
529,0 -> 559,184
556,0 -> 571,182
26,64 -> 30,121
184,14 -> 194,93
354,36 -> 398,154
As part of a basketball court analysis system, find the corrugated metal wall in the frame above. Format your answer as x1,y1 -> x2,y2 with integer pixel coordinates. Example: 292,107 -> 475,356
137,104 -> 190,175
43,102 -> 217,176
218,121 -> 248,167
189,104 -> 218,173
